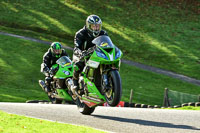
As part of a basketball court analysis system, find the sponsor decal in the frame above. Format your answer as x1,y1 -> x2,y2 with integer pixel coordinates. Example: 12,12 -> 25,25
64,63 -> 71,66
62,70 -> 70,75
88,60 -> 99,68
82,100 -> 97,107
87,81 -> 93,86
87,96 -> 102,102
101,42 -> 108,47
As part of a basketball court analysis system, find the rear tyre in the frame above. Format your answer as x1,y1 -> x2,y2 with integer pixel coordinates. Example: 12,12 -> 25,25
76,98 -> 95,115
105,70 -> 122,106
48,96 -> 62,104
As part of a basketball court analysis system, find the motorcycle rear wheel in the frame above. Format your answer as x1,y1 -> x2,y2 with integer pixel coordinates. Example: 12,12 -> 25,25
105,70 -> 122,106
76,98 -> 95,115
48,96 -> 62,104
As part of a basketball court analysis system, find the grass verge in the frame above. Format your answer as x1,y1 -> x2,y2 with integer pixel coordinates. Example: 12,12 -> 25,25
0,111 -> 105,133
120,63 -> 200,106
0,0 -> 199,79
165,106 -> 200,110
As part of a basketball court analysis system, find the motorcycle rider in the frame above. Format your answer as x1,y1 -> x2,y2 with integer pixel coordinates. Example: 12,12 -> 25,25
72,14 -> 108,93
41,42 -> 69,93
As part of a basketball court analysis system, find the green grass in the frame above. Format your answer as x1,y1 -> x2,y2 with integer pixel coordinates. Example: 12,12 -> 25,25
0,34 -> 49,102
120,63 -> 200,105
0,0 -> 200,106
1,34 -> 200,106
0,0 -> 199,79
165,106 -> 200,110
0,111 -> 105,133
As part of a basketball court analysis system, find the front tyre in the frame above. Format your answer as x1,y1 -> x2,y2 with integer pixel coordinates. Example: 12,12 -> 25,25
105,70 -> 122,106
76,98 -> 95,115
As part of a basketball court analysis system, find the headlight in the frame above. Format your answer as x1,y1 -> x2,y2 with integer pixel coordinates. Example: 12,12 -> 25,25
115,49 -> 122,59
96,51 -> 108,60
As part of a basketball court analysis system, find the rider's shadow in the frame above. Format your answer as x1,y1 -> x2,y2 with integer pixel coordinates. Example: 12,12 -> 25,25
92,114 -> 200,131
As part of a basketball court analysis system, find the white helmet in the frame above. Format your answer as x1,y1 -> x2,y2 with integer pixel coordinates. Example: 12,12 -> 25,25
86,15 -> 102,37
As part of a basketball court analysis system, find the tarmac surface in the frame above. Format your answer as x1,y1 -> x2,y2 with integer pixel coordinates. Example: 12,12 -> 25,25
0,103 -> 200,133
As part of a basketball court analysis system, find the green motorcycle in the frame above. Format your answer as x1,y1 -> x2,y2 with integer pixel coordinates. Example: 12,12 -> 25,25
39,35 -> 123,115
39,56 -> 74,104
73,35 -> 123,115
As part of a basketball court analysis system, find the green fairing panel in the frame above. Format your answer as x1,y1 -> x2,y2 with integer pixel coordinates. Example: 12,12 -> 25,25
90,50 -> 121,63
81,97 -> 99,104
52,56 -> 74,79
52,64 -> 58,69
89,35 -> 122,66
57,89 -> 72,101
54,65 -> 73,79
84,77 -> 106,101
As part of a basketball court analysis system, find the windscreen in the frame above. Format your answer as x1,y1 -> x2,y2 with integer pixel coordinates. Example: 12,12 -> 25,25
56,56 -> 72,67
92,35 -> 115,48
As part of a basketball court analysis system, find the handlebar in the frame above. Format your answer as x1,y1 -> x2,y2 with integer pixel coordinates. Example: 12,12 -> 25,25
80,46 -> 96,60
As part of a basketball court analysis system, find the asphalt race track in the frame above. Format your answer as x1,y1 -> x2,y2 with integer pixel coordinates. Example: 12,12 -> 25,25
0,103 -> 200,133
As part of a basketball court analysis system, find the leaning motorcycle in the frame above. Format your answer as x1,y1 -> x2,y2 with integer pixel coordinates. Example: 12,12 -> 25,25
73,35 -> 123,115
39,56 -> 74,104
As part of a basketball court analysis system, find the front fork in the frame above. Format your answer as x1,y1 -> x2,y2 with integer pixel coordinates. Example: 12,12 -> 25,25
101,73 -> 111,94
100,64 -> 119,94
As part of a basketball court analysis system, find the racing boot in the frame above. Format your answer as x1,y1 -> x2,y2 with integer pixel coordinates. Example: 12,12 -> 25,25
39,80 -> 51,96
45,77 -> 52,96
72,79 -> 79,94
72,66 -> 80,94
44,85 -> 51,94
69,79 -> 79,100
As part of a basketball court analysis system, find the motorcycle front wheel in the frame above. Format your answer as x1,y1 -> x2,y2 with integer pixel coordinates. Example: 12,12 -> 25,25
104,70 -> 122,106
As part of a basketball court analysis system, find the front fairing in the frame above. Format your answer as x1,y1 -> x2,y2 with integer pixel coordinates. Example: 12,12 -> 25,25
53,56 -> 73,79
89,35 -> 123,65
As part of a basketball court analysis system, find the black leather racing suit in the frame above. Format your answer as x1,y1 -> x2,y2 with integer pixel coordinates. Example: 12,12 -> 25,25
41,48 -> 69,89
73,26 -> 108,81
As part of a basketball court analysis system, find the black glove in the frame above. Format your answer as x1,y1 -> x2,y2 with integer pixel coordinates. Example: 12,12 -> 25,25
43,66 -> 50,77
81,50 -> 88,57
79,50 -> 87,59
87,46 -> 95,54
44,66 -> 50,73
49,67 -> 58,76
